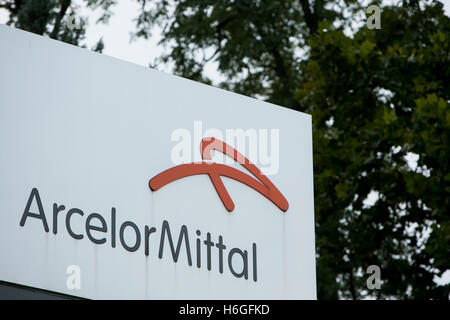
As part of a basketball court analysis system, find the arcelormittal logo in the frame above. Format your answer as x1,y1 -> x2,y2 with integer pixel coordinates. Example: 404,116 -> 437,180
149,137 -> 289,212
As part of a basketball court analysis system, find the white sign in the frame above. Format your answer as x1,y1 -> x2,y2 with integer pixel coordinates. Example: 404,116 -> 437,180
0,25 -> 316,299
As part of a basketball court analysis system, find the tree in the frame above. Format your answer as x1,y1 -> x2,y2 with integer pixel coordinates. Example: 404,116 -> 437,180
133,0 -> 362,108
0,0 -> 115,49
133,0 -> 449,299
297,2 -> 449,299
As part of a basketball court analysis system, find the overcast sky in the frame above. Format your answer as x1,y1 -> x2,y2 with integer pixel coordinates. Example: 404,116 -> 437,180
80,0 -> 450,81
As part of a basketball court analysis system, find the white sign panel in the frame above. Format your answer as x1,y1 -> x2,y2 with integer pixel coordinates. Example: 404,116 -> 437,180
0,25 -> 316,299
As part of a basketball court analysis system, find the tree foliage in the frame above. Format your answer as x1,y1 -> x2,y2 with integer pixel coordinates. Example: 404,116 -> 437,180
134,0 -> 450,299
2,0 -> 448,299
134,0 -> 363,108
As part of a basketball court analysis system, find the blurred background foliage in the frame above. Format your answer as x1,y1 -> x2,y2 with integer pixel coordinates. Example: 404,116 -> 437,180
2,0 -> 449,299
0,0 -> 115,49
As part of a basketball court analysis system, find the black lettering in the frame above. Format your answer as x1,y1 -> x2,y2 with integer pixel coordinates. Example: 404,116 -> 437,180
228,248 -> 248,280
111,207 -> 116,248
252,243 -> 257,282
144,225 -> 156,256
196,230 -> 201,268
204,232 -> 214,271
52,203 -> 65,234
216,235 -> 226,274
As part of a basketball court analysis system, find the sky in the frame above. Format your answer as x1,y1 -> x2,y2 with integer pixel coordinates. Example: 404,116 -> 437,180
0,0 -> 449,288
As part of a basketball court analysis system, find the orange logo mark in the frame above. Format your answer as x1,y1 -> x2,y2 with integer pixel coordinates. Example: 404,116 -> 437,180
149,137 -> 288,212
